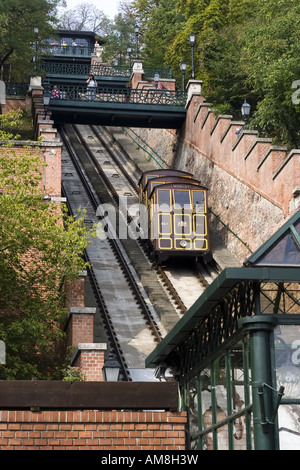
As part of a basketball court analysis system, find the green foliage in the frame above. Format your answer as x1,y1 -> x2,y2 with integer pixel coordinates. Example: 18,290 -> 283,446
63,366 -> 86,382
239,3 -> 300,147
0,109 -> 23,140
0,114 -> 95,380
101,13 -> 136,65
132,0 -> 300,147
0,0 -> 62,80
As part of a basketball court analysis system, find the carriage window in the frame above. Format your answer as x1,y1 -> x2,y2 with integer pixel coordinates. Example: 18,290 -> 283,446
173,190 -> 191,208
151,182 -> 165,191
146,175 -> 160,185
192,190 -> 205,212
157,189 -> 171,209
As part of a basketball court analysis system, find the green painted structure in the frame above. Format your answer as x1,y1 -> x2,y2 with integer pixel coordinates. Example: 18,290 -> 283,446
146,210 -> 300,450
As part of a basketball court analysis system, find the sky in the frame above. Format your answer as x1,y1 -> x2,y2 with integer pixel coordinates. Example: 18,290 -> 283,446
63,0 -> 121,19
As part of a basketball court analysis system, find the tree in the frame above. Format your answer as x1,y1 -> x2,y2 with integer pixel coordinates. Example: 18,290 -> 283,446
101,13 -> 136,65
0,0 -> 63,81
135,0 -> 185,70
59,3 -> 136,66
239,0 -> 300,147
0,110 -> 95,380
59,2 -> 111,38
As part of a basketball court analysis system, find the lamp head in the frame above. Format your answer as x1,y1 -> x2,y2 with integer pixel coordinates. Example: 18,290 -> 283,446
102,351 -> 121,382
241,100 -> 251,121
189,32 -> 196,45
180,61 -> 187,71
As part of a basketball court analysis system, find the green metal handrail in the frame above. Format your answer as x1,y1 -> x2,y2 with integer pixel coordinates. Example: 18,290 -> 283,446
144,67 -> 173,79
5,82 -> 29,97
42,45 -> 95,57
47,85 -> 186,107
42,62 -> 174,80
41,61 -> 131,78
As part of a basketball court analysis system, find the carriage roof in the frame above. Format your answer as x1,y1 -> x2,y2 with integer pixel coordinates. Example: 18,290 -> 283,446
138,169 -> 193,189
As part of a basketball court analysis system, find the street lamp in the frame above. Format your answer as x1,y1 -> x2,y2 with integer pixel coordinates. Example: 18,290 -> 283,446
135,24 -> 140,59
180,61 -> 187,90
43,90 -> 51,119
127,46 -> 132,71
114,59 -> 119,67
154,73 -> 160,88
241,99 -> 251,122
189,32 -> 196,79
33,27 -> 39,74
236,99 -> 251,135
102,351 -> 121,382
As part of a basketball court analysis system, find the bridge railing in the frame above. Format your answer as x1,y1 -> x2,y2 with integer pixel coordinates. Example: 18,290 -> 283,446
42,45 -> 95,57
42,62 -> 174,80
5,82 -> 29,97
41,61 -> 131,78
47,85 -> 187,107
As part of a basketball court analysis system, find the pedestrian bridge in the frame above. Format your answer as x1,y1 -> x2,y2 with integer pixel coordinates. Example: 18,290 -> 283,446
39,42 -> 187,129
46,85 -> 187,129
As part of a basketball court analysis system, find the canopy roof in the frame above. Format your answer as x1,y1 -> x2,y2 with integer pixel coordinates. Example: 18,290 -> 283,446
146,210 -> 300,368
244,209 -> 300,267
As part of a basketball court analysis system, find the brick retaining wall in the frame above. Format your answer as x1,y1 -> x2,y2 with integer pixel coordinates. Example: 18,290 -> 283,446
0,410 -> 187,450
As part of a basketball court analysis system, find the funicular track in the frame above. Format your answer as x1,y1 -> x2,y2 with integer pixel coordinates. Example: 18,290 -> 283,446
60,125 -> 164,381
63,123 -> 188,326
71,124 -> 221,311
60,122 -> 221,377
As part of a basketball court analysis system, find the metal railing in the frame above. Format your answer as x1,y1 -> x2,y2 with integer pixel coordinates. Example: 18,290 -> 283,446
144,67 -> 173,79
42,62 -> 174,80
5,82 -> 29,97
47,85 -> 187,107
42,45 -> 95,57
41,61 -> 130,78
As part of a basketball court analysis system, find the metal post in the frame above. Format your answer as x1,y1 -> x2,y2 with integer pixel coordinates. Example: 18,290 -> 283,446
135,24 -> 140,59
191,44 -> 195,79
189,33 -> 196,80
127,46 -> 132,72
239,315 -> 278,450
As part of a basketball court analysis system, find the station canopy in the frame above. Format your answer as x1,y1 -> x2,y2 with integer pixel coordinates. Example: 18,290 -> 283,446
146,209 -> 300,369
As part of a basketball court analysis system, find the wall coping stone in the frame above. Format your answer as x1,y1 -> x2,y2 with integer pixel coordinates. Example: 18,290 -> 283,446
220,121 -> 244,143
244,137 -> 273,161
232,129 -> 259,151
210,114 -> 233,136
273,148 -> 300,180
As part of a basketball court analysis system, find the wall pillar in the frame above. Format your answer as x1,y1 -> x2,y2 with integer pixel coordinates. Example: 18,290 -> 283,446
70,343 -> 107,382
131,60 -> 144,89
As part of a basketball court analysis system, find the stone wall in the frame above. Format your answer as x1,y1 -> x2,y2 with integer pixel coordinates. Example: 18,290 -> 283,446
131,81 -> 300,263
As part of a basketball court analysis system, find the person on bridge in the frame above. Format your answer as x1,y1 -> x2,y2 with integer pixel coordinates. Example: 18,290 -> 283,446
86,74 -> 98,100
51,85 -> 60,99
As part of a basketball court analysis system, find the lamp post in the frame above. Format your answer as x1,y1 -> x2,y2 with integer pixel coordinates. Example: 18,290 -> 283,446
189,32 -> 196,79
236,99 -> 251,136
154,73 -> 160,89
135,24 -> 140,59
180,61 -> 187,91
43,90 -> 51,119
102,351 -> 121,382
114,58 -> 119,67
33,27 -> 39,74
127,46 -> 132,71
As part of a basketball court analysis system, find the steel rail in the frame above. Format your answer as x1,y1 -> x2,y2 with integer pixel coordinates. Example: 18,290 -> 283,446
70,124 -> 163,343
60,126 -> 131,381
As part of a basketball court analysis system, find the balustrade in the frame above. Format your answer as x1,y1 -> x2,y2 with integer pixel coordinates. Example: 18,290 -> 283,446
47,85 -> 186,107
